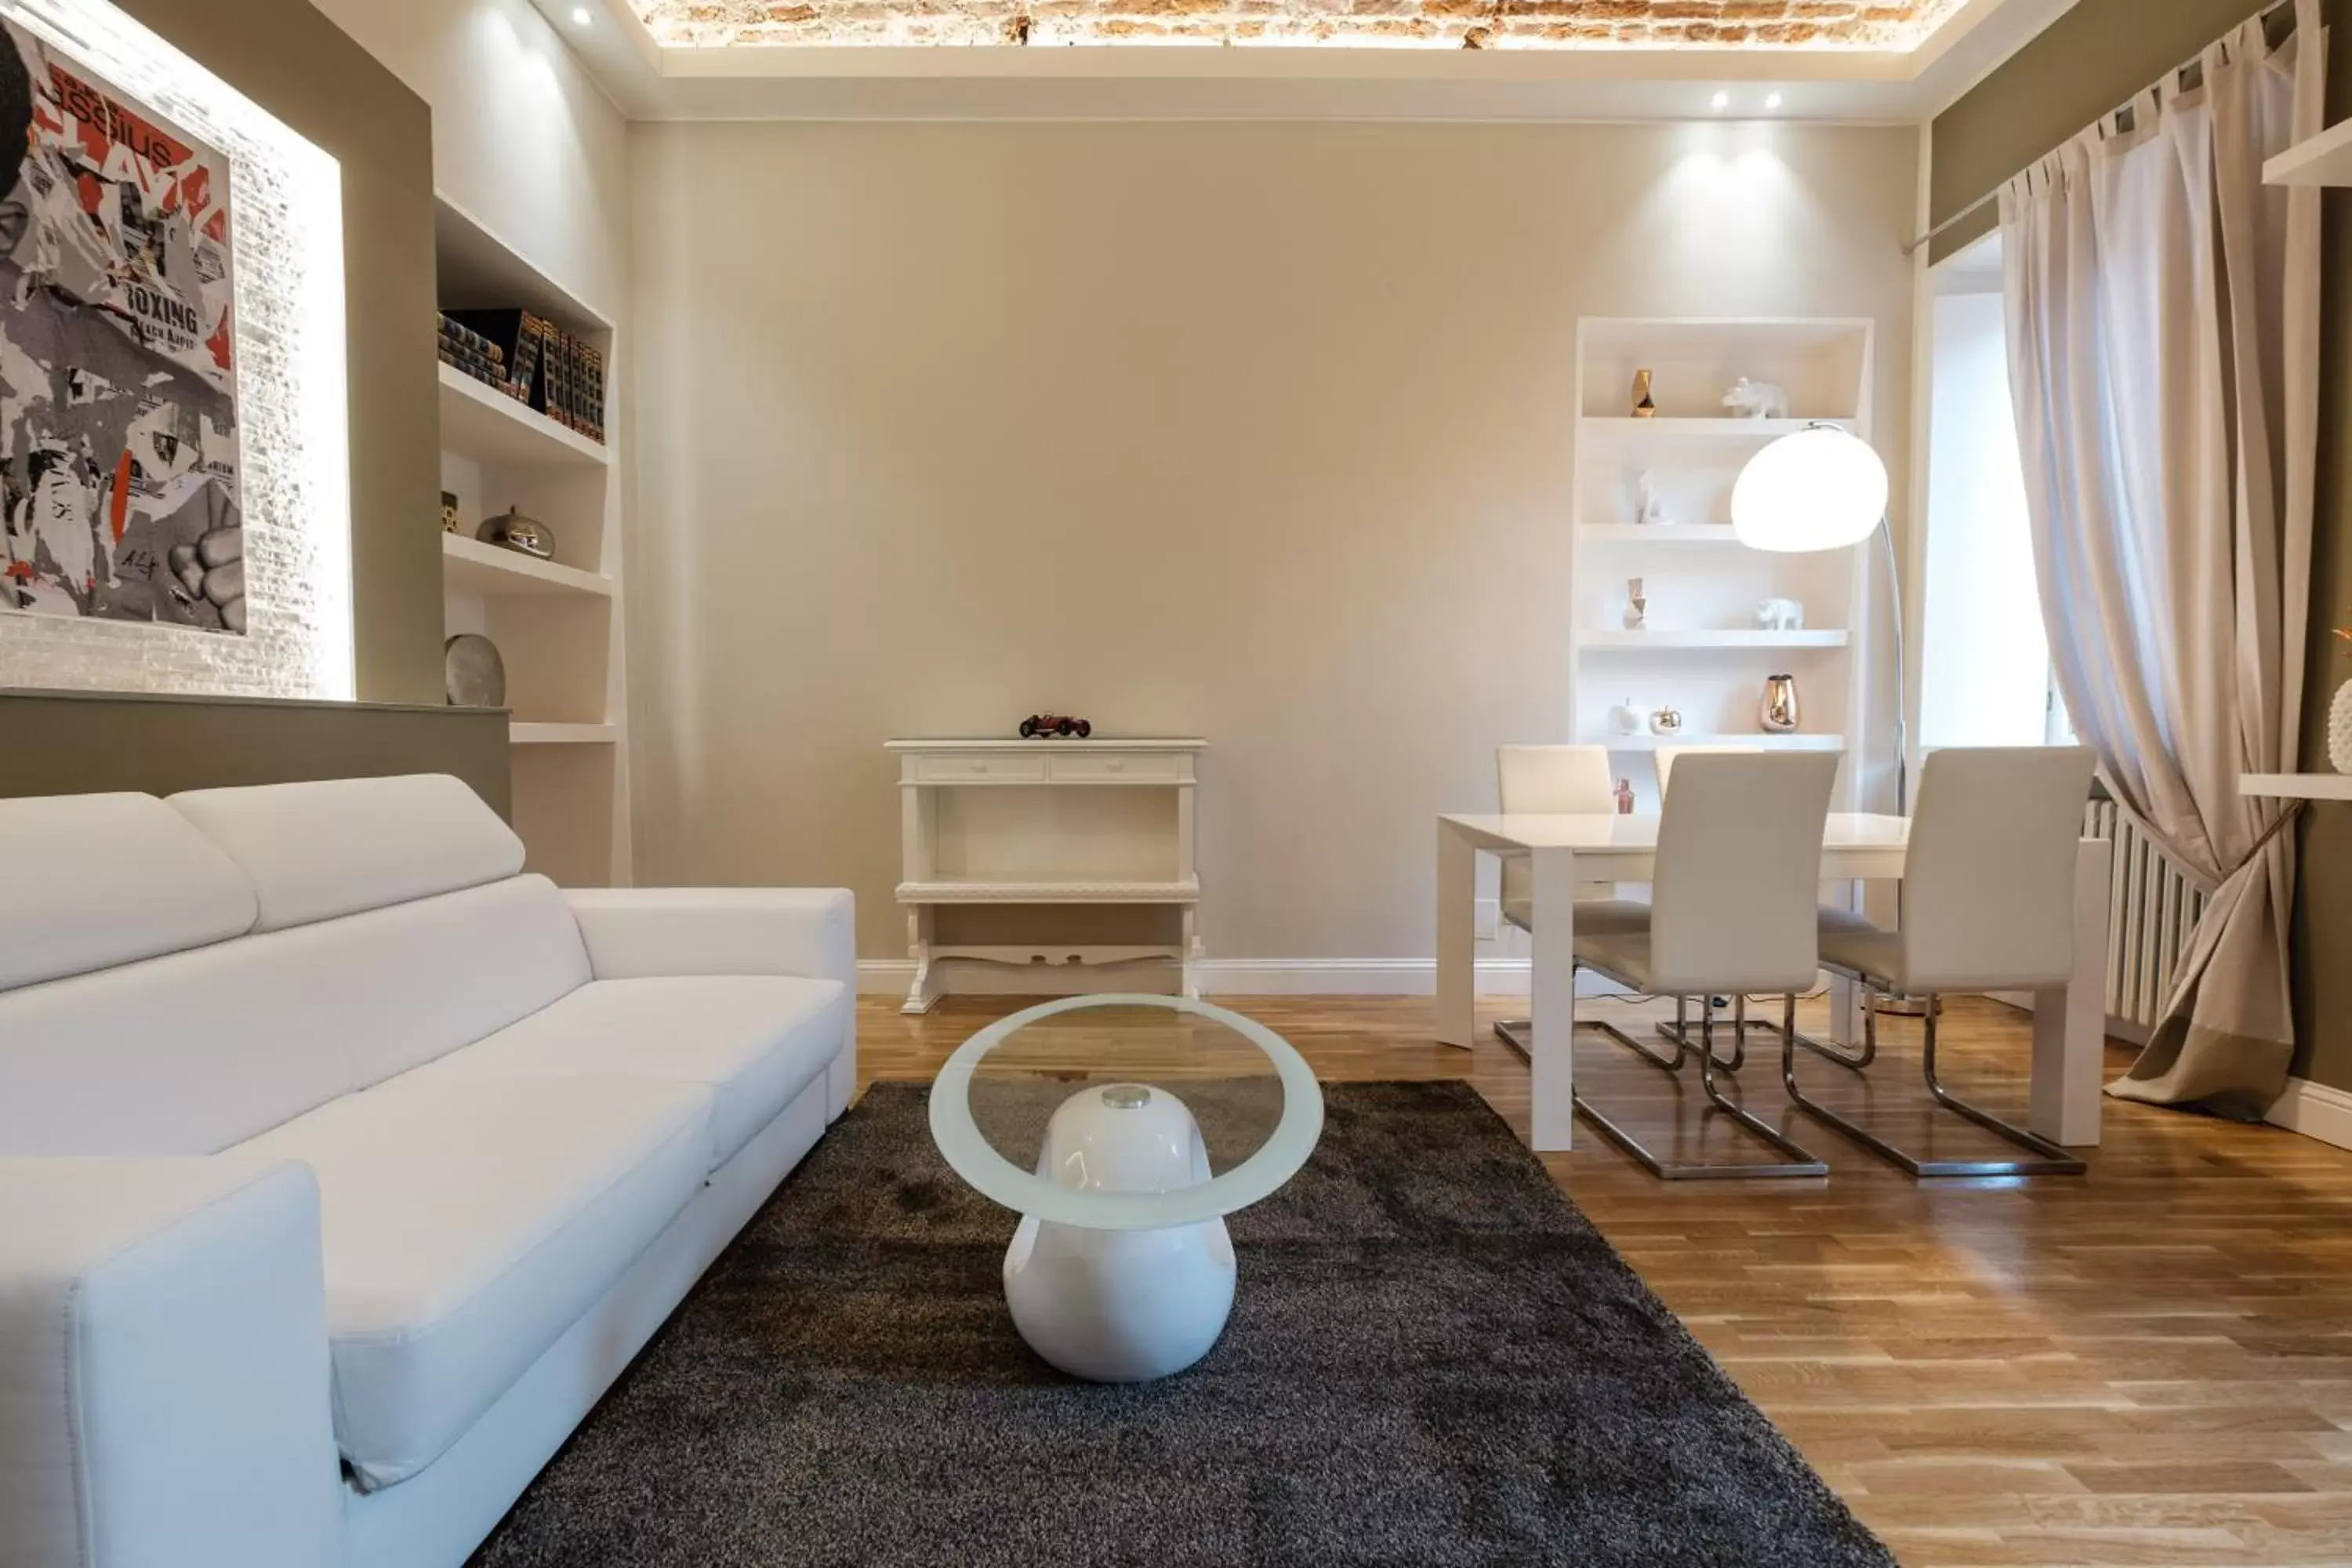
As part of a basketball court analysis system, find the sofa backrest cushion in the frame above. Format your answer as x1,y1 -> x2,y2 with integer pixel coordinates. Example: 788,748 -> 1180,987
0,793 -> 259,992
0,874 -> 591,1156
168,775 -> 524,934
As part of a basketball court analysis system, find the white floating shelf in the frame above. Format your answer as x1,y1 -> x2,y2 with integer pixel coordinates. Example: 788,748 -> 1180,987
1579,524 -> 1742,544
436,193 -> 611,335
1588,732 -> 1846,753
2241,772 -> 2352,801
895,878 -> 1201,905
511,722 -> 618,746
442,533 -> 613,599
1578,630 -> 1851,651
437,362 -> 609,470
2263,121 -> 2352,187
1577,417 -> 1842,439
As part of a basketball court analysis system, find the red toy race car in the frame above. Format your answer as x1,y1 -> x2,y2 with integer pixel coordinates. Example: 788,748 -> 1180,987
1019,714 -> 1093,739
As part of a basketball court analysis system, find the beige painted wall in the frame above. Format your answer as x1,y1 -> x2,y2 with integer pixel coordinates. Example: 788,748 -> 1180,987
627,120 -> 1919,960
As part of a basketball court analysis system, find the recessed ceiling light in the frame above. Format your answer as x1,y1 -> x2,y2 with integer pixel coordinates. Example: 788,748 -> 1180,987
1710,91 -> 1730,111
1765,93 -> 1784,110
572,5 -> 593,23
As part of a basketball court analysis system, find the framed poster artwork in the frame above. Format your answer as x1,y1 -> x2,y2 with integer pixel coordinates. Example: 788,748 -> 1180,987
0,19 -> 244,634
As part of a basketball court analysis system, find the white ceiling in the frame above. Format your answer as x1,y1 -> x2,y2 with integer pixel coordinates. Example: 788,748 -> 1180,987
533,0 -> 2078,122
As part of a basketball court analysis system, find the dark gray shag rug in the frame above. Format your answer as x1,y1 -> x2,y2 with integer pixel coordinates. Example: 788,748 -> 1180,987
470,1080 -> 1892,1568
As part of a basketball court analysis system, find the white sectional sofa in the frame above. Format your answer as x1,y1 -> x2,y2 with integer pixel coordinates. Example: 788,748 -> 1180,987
0,775 -> 856,1568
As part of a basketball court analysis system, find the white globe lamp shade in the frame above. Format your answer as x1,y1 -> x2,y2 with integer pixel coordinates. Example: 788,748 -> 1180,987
1731,425 -> 1889,553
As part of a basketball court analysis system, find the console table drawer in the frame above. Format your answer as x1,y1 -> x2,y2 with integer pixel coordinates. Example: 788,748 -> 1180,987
1047,753 -> 1186,784
912,753 -> 1047,784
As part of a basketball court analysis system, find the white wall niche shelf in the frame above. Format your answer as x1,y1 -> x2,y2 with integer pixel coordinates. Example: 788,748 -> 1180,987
441,533 -> 613,599
1579,416 -> 1845,440
1570,317 -> 1876,812
1588,732 -> 1846,753
434,194 -> 610,335
1578,630 -> 1852,651
437,193 -> 629,888
2264,121 -> 2352,187
437,363 -> 610,470
512,722 -> 619,745
2241,773 -> 2352,801
890,738 -> 1206,1012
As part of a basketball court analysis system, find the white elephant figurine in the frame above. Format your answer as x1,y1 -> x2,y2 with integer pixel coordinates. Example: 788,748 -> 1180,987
1756,597 -> 1806,631
1722,378 -> 1791,419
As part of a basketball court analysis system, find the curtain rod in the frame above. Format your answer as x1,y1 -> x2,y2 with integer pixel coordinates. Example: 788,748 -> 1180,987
1901,0 -> 2298,259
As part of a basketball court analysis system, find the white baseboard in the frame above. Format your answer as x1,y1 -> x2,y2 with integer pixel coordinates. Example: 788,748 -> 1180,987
853,956 -> 1646,1000
1192,958 -> 1541,996
2267,1076 -> 2352,1151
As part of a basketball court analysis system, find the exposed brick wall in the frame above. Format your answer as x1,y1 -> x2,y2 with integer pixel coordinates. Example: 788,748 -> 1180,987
633,0 -> 1968,49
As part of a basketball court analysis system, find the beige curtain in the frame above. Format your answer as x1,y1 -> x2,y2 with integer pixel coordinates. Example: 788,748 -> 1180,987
1999,0 -> 2321,1120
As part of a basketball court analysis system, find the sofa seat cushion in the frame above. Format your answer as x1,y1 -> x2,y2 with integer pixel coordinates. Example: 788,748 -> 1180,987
404,976 -> 847,1172
231,1076 -> 712,1490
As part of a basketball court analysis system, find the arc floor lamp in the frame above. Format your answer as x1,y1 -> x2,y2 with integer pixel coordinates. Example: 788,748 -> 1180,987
1730,422 -> 1907,816
1733,422 -> 1925,1040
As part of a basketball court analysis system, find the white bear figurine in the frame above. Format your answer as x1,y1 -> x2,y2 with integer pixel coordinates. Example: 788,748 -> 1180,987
1722,378 -> 1791,419
1756,597 -> 1806,631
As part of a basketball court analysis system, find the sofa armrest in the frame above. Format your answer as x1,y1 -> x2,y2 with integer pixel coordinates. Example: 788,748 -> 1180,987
564,887 -> 855,984
564,888 -> 858,1117
0,1158 -> 343,1568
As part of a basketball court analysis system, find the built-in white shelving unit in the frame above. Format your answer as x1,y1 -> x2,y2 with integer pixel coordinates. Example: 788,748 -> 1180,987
437,363 -> 610,470
441,533 -> 613,599
1571,318 -> 1874,802
434,194 -> 630,887
1577,629 -> 1852,651
1579,416 -> 1823,440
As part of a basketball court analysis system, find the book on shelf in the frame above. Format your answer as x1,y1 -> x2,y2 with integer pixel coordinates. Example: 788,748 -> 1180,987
441,307 -> 605,445
437,311 -> 527,402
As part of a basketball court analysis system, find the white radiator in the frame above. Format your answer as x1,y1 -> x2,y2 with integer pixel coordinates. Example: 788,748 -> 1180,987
2085,800 -> 2205,1040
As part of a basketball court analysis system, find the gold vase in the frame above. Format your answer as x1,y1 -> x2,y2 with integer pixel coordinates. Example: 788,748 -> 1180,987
1632,368 -> 1658,419
1760,673 -> 1800,735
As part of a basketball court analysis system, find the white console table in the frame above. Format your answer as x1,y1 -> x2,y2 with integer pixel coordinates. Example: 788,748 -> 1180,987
887,738 -> 1206,1013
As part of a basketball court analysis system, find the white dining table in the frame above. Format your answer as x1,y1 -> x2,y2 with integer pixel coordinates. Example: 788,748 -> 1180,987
1436,811 -> 2113,1155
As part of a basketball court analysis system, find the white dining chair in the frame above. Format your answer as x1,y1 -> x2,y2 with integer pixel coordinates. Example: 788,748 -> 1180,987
1780,746 -> 2098,1178
1653,743 -> 1761,796
1652,743 -> 1788,1065
1570,750 -> 1840,1180
1492,746 -> 1650,1057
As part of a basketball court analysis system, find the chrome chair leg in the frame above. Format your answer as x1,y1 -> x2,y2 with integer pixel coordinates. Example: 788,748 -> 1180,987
1534,991 -> 1828,1181
1780,990 -> 2086,1178
1507,995 -> 1745,1073
1651,995 -> 1751,1069
1918,999 -> 2085,1174
1664,996 -> 1876,1071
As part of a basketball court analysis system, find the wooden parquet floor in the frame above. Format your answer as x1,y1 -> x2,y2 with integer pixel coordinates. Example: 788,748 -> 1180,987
858,992 -> 2352,1567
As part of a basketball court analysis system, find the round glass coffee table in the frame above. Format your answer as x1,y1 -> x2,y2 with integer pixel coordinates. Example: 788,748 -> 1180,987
927,994 -> 1323,1383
